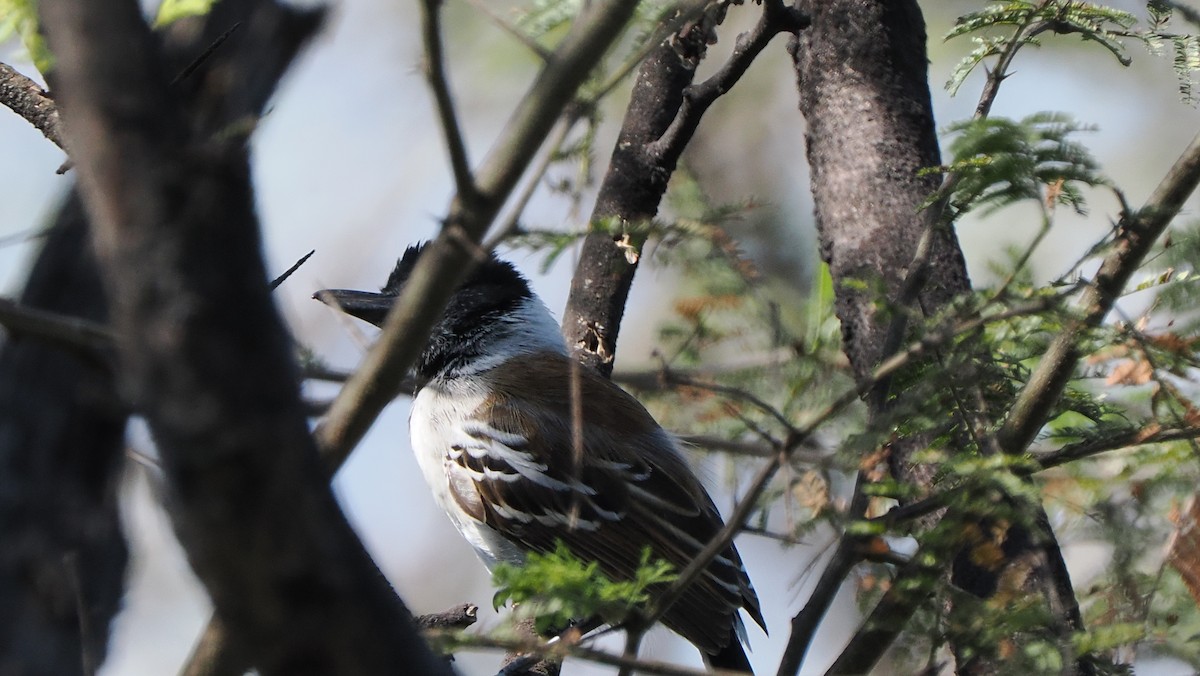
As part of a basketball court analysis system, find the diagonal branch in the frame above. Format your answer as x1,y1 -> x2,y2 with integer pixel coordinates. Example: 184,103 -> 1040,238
38,0 -> 450,674
314,0 -> 645,467
0,62 -> 64,150
0,297 -> 114,360
419,0 -> 477,204
648,0 -> 809,160
997,130 -> 1200,454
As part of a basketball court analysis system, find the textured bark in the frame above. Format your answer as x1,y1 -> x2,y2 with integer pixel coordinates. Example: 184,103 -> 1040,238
35,0 -> 451,673
787,2 -> 1087,674
0,194 -> 128,676
562,30 -> 704,376
791,0 -> 970,384
561,3 -> 808,375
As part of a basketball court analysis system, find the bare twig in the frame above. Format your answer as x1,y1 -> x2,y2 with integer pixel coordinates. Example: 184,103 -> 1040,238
169,22 -> 242,86
0,62 -> 64,149
1037,424 -> 1200,469
484,111 -> 579,251
649,0 -> 809,160
419,0 -> 477,204
415,603 -> 479,630
425,628 -> 750,676
267,249 -> 314,290
644,367 -> 800,434
640,298 -> 1061,637
0,297 -> 115,359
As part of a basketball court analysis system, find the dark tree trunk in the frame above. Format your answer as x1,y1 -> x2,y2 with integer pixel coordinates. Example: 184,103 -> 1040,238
0,193 -> 128,676
791,0 -> 971,383
30,0 -> 453,673
788,1 -> 1085,673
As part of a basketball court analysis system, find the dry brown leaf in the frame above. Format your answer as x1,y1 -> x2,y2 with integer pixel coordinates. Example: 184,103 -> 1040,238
1106,358 -> 1153,386
1147,331 -> 1197,355
1167,495 -> 1200,608
791,470 -> 830,516
1044,178 -> 1065,209
1133,422 -> 1163,444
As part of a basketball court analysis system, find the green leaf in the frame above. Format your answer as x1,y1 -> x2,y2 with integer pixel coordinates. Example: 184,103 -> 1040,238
154,0 -> 217,27
492,542 -> 675,634
944,112 -> 1106,216
0,0 -> 52,73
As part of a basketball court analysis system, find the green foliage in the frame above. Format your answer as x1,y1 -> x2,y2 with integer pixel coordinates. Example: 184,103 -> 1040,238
515,0 -> 581,42
499,3 -> 1200,670
941,112 -> 1106,216
492,542 -> 676,634
1142,0 -> 1200,103
0,0 -> 52,73
946,1 -> 1137,95
1047,434 -> 1200,669
947,1 -> 1200,104
1150,221 -> 1200,334
153,0 -> 216,27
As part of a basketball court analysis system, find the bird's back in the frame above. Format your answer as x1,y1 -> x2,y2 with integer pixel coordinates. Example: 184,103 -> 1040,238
411,351 -> 764,662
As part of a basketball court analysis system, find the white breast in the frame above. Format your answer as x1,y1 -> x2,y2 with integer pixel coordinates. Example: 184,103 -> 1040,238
409,377 -> 526,570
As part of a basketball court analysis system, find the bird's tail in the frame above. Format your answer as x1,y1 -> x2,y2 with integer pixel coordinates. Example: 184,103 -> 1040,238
705,627 -> 754,674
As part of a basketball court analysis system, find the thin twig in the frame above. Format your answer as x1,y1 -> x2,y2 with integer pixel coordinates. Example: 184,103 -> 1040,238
1036,424 -> 1200,469
425,628 -> 750,676
649,0 -> 809,160
169,22 -> 242,86
420,0 -> 477,205
0,297 -> 115,358
651,369 -> 800,435
640,297 -> 1062,636
483,111 -> 579,251
461,0 -> 551,61
267,249 -> 314,291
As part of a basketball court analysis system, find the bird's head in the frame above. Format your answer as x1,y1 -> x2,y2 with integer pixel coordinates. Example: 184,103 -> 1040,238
315,242 -> 565,379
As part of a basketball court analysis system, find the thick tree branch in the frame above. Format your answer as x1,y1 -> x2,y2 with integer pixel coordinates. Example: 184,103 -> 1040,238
811,127 -> 1200,676
563,0 -> 805,376
38,1 -> 450,674
315,0 -> 644,466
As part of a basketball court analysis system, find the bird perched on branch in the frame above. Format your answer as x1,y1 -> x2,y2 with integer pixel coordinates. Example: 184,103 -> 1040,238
317,242 -> 764,673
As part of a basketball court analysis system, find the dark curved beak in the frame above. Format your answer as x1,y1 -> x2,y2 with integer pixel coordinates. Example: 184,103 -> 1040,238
313,289 -> 395,328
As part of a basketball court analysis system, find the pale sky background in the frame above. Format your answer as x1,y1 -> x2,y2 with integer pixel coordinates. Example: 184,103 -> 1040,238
3,1 -> 1200,674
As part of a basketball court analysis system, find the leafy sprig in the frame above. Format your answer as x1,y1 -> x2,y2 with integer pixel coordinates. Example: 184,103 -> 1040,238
492,542 -> 676,635
937,112 -> 1106,216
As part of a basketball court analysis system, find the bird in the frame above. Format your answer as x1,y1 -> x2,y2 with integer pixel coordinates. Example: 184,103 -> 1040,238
316,242 -> 765,673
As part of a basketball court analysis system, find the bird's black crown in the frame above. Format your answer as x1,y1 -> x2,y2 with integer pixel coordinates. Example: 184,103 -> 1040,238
393,243 -> 537,378
321,242 -> 538,380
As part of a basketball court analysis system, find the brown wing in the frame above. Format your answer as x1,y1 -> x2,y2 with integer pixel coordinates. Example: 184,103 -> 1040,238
445,351 -> 764,655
